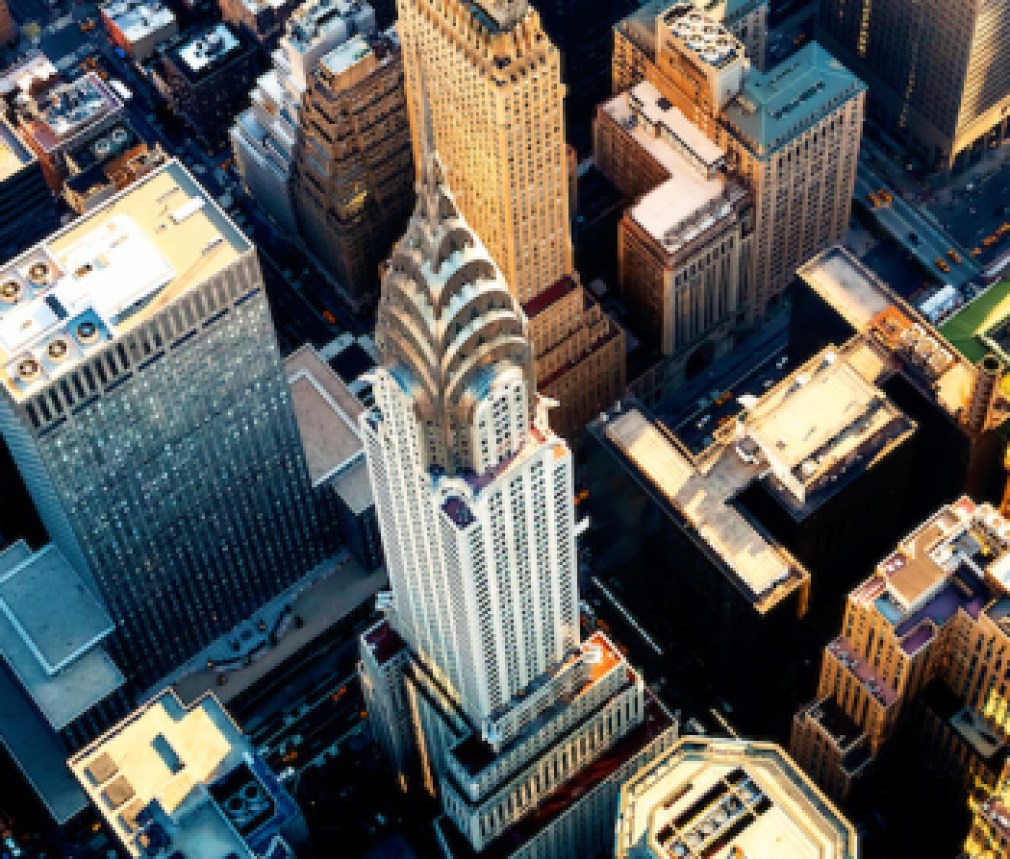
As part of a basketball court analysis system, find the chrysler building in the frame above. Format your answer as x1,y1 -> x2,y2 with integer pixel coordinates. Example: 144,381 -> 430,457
358,75 -> 674,858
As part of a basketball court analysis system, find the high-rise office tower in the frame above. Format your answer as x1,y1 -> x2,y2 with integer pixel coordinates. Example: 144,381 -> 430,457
818,0 -> 1010,170
292,29 -> 414,311
0,160 -> 323,688
396,0 -> 625,440
612,3 -> 864,321
358,106 -> 674,857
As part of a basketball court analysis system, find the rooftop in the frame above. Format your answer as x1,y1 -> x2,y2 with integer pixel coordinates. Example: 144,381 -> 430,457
601,85 -> 739,251
742,346 -> 914,511
20,73 -> 122,154
602,345 -> 912,608
0,158 -> 249,402
285,345 -> 365,487
844,498 -> 998,657
0,541 -> 123,730
0,668 -> 89,823
797,246 -> 892,332
603,406 -> 803,609
101,0 -> 176,42
69,690 -> 291,858
659,4 -> 747,72
615,737 -> 858,859
0,116 -> 34,183
440,691 -> 676,859
723,42 -> 865,157
285,0 -> 373,54
320,32 -> 375,76
174,24 -> 244,78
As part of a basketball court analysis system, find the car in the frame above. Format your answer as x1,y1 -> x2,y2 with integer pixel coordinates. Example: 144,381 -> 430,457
322,309 -> 337,324
775,355 -> 788,370
947,248 -> 962,264
935,258 -> 950,273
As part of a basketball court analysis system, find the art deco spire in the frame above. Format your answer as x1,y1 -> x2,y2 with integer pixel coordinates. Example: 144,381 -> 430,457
375,53 -> 535,476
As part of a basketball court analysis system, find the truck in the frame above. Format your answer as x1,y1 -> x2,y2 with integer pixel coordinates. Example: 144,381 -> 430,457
109,78 -> 132,102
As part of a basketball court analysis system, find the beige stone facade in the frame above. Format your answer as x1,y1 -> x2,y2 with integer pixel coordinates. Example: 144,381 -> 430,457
819,0 -> 1010,170
791,497 -> 1010,804
396,0 -> 625,440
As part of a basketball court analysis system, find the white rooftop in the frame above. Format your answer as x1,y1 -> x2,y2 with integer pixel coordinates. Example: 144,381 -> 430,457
605,407 -> 797,607
0,159 -> 249,401
102,0 -> 176,42
177,24 -> 241,73
321,32 -> 374,76
615,737 -> 858,859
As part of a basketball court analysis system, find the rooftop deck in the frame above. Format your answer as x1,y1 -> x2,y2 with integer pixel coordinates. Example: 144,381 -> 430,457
0,159 -> 249,401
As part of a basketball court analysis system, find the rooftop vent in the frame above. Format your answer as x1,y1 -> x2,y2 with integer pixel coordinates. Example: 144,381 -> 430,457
0,279 -> 22,304
46,337 -> 69,362
16,356 -> 41,381
25,259 -> 54,287
75,320 -> 100,344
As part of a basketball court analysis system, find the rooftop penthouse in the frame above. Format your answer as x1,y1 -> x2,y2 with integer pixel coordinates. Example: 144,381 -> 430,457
614,737 -> 859,859
600,343 -> 914,611
18,73 -> 122,155
849,497 -> 1009,656
174,25 -> 243,79
285,0 -> 374,54
0,159 -> 249,402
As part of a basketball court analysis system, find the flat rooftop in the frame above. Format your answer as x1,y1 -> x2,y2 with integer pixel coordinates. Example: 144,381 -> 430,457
0,117 -> 34,183
22,73 -> 122,154
285,344 -> 365,487
604,406 -> 802,609
69,690 -> 250,858
102,0 -> 176,41
743,346 -> 914,511
0,541 -> 123,729
798,246 -> 892,332
0,158 -> 250,402
614,737 -> 859,859
320,32 -> 374,76
723,42 -> 865,157
174,24 -> 244,78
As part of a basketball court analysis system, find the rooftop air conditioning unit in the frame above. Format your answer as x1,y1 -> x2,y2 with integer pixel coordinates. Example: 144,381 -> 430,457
0,279 -> 22,304
16,357 -> 41,381
75,320 -> 100,344
25,259 -> 54,287
46,337 -> 70,363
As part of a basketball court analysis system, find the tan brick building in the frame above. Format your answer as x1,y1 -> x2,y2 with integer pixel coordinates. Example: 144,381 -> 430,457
792,497 -> 1010,803
612,3 -> 865,322
396,0 -> 625,440
292,32 -> 414,311
595,80 -> 751,383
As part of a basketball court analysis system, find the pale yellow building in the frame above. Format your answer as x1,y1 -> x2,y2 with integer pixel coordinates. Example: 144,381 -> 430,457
396,0 -> 625,439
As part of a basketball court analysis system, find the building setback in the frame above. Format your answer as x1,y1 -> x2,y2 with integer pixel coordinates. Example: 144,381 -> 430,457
0,160 -> 324,689
612,2 -> 864,323
358,90 -> 675,857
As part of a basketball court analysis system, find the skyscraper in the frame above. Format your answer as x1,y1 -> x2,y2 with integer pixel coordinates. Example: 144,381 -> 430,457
818,0 -> 1010,170
0,160 -> 323,688
395,0 -> 625,439
358,99 -> 674,856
